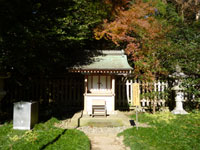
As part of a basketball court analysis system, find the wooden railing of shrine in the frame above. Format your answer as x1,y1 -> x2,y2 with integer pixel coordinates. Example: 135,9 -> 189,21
4,74 -> 84,109
4,76 -> 194,111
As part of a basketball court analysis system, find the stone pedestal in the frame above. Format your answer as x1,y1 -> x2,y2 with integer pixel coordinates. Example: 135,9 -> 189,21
171,85 -> 188,114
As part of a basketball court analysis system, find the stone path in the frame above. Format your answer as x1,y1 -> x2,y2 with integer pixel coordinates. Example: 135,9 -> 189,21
55,111 -> 150,150
77,126 -> 131,150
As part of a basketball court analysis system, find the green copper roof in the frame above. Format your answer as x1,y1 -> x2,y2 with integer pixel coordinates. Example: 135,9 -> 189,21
73,50 -> 133,71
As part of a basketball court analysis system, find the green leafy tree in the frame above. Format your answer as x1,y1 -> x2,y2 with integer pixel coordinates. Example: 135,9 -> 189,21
0,0 -> 109,78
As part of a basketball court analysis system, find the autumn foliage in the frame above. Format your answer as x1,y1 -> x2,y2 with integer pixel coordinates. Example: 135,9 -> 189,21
94,0 -> 167,80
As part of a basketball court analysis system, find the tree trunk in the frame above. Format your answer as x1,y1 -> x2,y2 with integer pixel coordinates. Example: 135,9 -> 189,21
196,10 -> 200,21
152,100 -> 156,114
181,9 -> 184,22
196,102 -> 199,110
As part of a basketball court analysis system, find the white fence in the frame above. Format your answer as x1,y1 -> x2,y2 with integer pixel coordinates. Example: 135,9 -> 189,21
115,79 -> 169,108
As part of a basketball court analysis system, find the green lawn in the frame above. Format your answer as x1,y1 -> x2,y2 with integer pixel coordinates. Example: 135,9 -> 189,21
0,118 -> 90,150
119,111 -> 200,150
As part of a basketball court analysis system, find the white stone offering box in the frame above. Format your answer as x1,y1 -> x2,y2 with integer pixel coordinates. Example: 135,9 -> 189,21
13,101 -> 38,130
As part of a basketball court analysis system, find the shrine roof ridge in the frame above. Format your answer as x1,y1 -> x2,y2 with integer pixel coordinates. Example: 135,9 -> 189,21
98,50 -> 125,55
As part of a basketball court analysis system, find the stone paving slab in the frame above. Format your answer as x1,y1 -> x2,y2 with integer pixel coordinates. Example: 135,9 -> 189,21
79,111 -> 132,127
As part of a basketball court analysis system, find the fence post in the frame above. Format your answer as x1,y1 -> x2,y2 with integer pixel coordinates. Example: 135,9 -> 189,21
126,80 -> 130,105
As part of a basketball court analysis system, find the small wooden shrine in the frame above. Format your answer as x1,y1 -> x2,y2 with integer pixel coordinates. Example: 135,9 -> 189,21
70,50 -> 133,115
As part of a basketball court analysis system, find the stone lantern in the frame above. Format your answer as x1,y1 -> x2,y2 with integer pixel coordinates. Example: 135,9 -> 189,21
0,73 -> 10,112
0,78 -> 6,101
170,65 -> 188,114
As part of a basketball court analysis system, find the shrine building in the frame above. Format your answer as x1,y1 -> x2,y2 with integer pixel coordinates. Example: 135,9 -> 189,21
70,50 -> 133,116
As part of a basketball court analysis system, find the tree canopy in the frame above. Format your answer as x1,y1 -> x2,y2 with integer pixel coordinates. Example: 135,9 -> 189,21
0,0 -> 199,102
94,0 -> 200,102
0,0 -> 110,77
94,0 -> 200,78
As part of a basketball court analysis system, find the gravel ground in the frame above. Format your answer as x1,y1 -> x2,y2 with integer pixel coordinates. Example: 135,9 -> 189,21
77,126 -> 131,135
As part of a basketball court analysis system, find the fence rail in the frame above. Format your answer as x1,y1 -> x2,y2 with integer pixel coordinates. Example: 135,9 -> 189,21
115,78 -> 169,109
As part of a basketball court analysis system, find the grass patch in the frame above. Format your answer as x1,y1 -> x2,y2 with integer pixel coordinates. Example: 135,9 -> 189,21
119,112 -> 200,150
0,118 -> 90,150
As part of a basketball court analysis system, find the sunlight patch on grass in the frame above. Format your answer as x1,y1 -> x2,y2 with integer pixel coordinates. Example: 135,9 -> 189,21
119,112 -> 200,150
0,118 -> 90,150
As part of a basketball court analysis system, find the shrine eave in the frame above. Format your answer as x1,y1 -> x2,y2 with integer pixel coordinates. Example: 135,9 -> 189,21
69,69 -> 132,74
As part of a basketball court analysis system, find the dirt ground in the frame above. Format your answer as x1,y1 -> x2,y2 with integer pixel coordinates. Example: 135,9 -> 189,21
78,126 -> 131,150
87,133 -> 129,150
